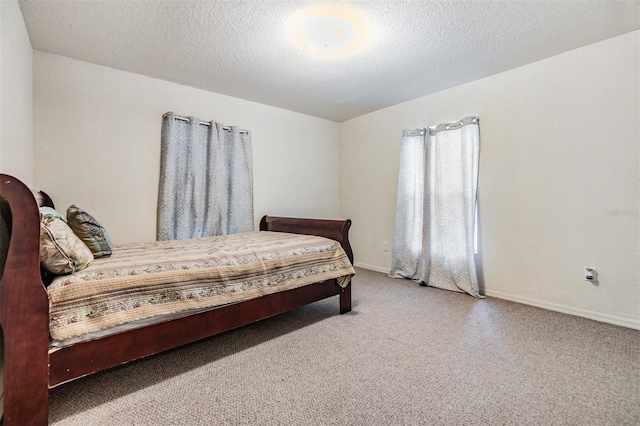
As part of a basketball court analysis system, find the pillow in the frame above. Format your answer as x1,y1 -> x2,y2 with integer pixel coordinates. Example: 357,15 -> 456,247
39,206 -> 61,219
40,214 -> 94,274
66,204 -> 113,258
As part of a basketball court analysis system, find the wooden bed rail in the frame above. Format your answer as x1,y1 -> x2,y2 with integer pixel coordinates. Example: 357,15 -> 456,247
0,174 -> 50,424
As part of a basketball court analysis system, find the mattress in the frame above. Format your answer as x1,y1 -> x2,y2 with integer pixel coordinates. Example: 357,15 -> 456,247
48,231 -> 354,343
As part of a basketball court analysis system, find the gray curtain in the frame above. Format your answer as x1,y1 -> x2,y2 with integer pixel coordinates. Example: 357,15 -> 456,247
389,116 -> 482,298
157,112 -> 254,240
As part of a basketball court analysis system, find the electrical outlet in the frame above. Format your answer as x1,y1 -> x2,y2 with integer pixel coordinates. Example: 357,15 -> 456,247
384,242 -> 389,251
584,267 -> 597,282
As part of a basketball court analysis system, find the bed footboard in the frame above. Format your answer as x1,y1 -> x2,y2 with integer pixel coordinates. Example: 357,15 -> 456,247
259,215 -> 353,313
259,215 -> 353,264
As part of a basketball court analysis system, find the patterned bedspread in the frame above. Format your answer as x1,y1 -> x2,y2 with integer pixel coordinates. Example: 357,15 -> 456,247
48,231 -> 355,342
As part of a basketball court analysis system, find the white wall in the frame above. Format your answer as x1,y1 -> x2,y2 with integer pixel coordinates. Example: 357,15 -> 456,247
31,32 -> 640,328
340,31 -> 640,329
34,52 -> 340,244
0,0 -> 33,186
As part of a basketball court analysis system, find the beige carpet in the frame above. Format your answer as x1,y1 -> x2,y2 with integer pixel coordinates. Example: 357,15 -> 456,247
50,267 -> 640,425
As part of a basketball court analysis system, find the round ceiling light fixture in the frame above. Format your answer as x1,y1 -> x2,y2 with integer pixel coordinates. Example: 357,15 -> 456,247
287,4 -> 371,58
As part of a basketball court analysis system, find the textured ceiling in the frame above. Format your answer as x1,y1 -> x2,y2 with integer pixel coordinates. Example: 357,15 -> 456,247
19,1 -> 640,122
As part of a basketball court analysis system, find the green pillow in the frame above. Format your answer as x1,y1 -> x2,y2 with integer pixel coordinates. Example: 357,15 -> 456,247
66,204 -> 113,258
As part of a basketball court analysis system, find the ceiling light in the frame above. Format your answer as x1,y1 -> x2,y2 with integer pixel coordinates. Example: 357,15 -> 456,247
287,4 -> 371,58
303,15 -> 356,51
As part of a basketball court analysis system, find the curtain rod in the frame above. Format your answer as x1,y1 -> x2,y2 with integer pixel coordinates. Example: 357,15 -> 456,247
403,116 -> 479,137
170,114 -> 248,134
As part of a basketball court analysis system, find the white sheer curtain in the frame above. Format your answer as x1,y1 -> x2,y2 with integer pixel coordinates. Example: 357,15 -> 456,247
389,116 -> 482,298
157,112 -> 254,241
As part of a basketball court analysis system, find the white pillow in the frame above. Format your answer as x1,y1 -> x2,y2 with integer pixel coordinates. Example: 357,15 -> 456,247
39,210 -> 94,275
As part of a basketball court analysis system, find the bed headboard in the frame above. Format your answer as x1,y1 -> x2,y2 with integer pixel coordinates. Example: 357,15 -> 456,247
0,175 -> 46,285
0,174 -> 50,423
1,182 -> 54,281
0,193 -> 10,281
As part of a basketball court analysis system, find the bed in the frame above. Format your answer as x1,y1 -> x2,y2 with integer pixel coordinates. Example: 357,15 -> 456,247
0,174 -> 355,425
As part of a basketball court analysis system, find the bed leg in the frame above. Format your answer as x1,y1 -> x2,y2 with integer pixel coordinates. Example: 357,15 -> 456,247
2,330 -> 49,425
340,284 -> 351,314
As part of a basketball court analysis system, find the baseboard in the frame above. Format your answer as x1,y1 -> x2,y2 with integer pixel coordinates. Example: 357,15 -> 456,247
354,263 -> 640,330
354,262 -> 391,274
484,289 -> 640,330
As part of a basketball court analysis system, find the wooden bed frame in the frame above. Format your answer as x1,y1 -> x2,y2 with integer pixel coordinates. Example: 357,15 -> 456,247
0,174 -> 353,425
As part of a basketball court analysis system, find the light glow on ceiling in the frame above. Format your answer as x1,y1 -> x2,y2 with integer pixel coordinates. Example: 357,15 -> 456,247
303,15 -> 356,51
287,4 -> 371,58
